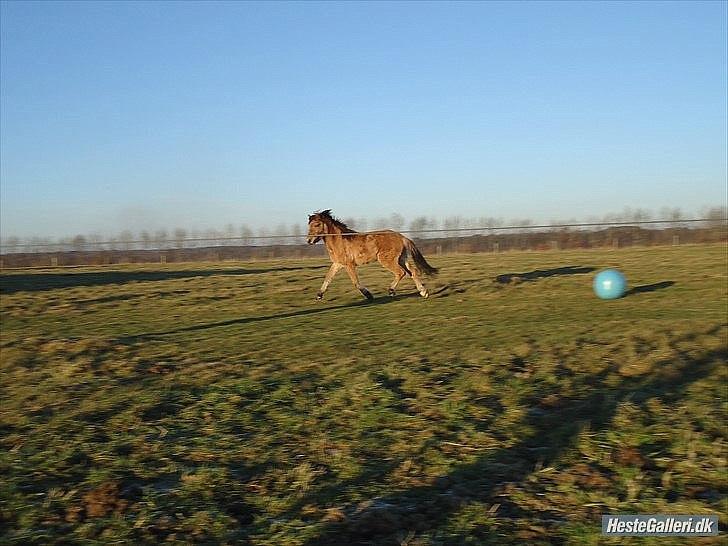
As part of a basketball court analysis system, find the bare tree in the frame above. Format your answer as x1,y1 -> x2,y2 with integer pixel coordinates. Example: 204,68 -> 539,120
659,207 -> 684,221
548,218 -> 579,233
274,223 -> 289,244
461,217 -> 483,235
154,229 -> 169,249
291,223 -> 303,244
2,236 -> 21,253
71,235 -> 87,251
602,210 -> 625,223
119,230 -> 134,251
203,228 -> 223,247
240,225 -> 253,246
173,228 -> 187,249
630,208 -> 652,223
703,206 -> 728,228
86,232 -> 103,250
185,229 -> 198,248
409,216 -> 429,233
409,216 -> 438,238
389,213 -> 405,232
139,230 -> 152,249
507,218 -> 532,239
224,223 -> 236,246
479,217 -> 503,229
29,236 -> 52,253
607,207 -> 653,224
424,217 -> 438,237
274,224 -> 287,234
257,227 -> 270,246
373,217 -> 389,230
356,218 -> 369,232
442,216 -> 463,237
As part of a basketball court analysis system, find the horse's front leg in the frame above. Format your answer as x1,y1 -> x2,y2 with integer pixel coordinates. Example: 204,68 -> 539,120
317,263 -> 343,300
345,264 -> 374,301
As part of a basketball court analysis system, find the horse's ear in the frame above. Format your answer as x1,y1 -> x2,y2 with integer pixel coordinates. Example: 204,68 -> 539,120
320,209 -> 332,218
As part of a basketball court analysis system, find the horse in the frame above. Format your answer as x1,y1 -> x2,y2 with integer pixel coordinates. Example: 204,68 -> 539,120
306,210 -> 438,301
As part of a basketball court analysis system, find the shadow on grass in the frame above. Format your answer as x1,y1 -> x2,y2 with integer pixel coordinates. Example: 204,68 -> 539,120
625,281 -> 676,296
495,266 -> 595,284
0,265 -> 328,294
120,292 -> 421,341
297,329 -> 725,545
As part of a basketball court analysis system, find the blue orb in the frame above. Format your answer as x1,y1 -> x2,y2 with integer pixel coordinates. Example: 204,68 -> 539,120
593,269 -> 627,300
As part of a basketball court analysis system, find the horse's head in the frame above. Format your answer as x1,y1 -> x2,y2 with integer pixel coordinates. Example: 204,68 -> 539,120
307,210 -> 331,244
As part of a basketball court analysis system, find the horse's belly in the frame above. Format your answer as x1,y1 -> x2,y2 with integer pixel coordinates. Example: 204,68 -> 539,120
350,239 -> 379,265
353,252 -> 375,266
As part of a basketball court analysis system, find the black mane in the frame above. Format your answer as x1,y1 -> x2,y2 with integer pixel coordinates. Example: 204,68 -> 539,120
311,209 -> 355,233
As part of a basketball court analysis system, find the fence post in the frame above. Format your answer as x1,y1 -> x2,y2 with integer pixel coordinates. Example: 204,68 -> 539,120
160,253 -> 167,264
51,256 -> 58,267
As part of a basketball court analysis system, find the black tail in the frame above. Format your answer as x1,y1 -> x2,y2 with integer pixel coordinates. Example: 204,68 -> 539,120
406,239 -> 438,276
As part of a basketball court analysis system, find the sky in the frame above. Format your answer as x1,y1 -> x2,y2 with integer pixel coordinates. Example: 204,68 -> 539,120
1,0 -> 726,239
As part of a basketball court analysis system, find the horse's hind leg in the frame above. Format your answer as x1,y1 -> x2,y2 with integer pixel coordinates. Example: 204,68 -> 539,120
388,271 -> 406,296
345,265 -> 373,301
378,252 -> 409,296
407,260 -> 429,298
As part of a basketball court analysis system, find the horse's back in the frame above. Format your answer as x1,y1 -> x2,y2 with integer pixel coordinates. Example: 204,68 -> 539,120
366,231 -> 410,262
337,231 -> 402,264
365,230 -> 405,247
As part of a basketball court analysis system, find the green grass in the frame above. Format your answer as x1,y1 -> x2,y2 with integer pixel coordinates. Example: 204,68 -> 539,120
1,244 -> 726,545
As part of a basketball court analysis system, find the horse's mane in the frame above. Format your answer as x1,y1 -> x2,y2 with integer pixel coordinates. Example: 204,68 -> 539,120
315,209 -> 356,233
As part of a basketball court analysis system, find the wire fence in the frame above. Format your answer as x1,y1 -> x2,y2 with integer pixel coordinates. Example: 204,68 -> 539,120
1,218 -> 725,253
0,218 -> 725,268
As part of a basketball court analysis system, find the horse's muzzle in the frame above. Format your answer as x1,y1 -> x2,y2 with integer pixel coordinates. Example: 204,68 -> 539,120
307,237 -> 321,245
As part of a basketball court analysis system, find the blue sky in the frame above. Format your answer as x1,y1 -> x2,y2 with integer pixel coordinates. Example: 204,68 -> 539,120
1,0 -> 726,238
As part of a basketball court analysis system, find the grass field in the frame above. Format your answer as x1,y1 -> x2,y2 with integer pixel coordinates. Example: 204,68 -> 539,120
1,244 -> 726,545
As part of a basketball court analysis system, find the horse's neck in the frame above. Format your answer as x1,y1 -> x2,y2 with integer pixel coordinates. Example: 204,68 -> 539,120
324,223 -> 355,254
326,223 -> 356,237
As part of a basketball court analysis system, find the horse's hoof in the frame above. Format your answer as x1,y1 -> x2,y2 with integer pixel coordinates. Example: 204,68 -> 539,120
361,288 -> 374,301
388,289 -> 396,297
421,290 -> 429,298
316,292 -> 324,300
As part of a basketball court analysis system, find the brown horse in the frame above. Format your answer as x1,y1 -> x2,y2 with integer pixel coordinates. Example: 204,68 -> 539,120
307,210 -> 438,301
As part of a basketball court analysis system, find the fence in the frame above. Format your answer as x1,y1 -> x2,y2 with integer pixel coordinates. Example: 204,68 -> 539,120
0,218 -> 725,269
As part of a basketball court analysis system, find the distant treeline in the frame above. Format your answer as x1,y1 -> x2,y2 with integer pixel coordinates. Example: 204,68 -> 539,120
1,223 -> 725,268
3,206 -> 725,255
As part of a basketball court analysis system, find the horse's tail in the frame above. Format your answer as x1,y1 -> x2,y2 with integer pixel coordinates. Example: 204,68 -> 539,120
404,238 -> 439,276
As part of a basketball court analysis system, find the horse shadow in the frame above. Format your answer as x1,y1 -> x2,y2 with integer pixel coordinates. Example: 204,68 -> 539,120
495,266 -> 595,284
0,265 -> 328,294
435,265 -> 596,296
120,291 -> 421,341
